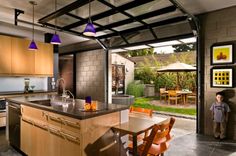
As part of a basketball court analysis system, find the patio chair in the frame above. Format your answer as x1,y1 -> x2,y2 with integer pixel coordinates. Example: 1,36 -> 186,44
186,92 -> 196,104
129,106 -> 153,144
136,117 -> 175,156
168,90 -> 182,105
160,88 -> 168,103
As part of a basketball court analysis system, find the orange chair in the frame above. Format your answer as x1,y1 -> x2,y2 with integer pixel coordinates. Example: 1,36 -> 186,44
135,118 -> 176,156
168,90 -> 182,105
129,106 -> 153,117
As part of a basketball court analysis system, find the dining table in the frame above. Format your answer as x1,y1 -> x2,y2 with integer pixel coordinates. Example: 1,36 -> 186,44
112,113 -> 167,156
165,90 -> 192,105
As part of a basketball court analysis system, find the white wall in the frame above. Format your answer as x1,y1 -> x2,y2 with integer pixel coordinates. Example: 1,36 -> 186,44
0,77 -> 48,92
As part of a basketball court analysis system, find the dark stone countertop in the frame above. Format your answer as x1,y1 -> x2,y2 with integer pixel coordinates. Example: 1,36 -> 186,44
6,95 -> 130,120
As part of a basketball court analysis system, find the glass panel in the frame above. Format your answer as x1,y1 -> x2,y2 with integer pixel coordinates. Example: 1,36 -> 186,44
70,1 -> 110,19
126,0 -> 172,16
37,0 -> 76,17
95,13 -> 129,25
113,22 -> 143,31
143,10 -> 183,24
104,0 -> 133,7
48,14 -> 79,27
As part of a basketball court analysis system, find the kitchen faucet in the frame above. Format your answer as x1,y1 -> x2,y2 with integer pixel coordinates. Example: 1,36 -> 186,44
56,78 -> 67,98
65,90 -> 75,104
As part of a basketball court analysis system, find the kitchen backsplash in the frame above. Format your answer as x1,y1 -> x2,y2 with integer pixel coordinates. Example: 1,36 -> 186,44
0,77 -> 48,92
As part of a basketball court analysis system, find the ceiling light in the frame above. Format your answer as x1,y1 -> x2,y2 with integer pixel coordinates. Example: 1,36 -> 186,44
179,37 -> 196,43
83,0 -> 96,36
50,0 -> 61,45
28,1 -> 38,50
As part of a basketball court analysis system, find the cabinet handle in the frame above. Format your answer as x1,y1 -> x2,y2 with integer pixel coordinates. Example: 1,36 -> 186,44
22,117 -> 34,125
62,118 -> 80,129
61,131 -> 80,144
49,126 -> 62,137
49,115 -> 62,123
34,121 -> 48,131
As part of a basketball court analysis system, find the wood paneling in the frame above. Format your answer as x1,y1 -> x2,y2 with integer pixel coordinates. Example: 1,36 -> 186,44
11,38 -> 35,75
0,35 -> 12,74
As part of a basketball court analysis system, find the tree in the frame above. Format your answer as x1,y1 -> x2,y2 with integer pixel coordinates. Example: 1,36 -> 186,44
172,43 -> 196,52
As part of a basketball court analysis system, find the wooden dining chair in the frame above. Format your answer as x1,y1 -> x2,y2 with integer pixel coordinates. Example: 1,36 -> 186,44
159,88 -> 168,103
137,117 -> 176,156
186,92 -> 196,104
129,106 -> 153,117
168,90 -> 182,105
129,106 -> 153,145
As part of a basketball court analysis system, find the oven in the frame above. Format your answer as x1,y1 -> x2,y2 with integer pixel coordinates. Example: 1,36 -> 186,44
0,98 -> 6,128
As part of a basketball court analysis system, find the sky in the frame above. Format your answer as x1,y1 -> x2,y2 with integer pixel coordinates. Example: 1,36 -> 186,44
154,46 -> 175,54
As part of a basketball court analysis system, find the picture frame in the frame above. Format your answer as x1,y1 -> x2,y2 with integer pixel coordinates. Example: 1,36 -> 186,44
211,43 -> 234,65
210,67 -> 234,88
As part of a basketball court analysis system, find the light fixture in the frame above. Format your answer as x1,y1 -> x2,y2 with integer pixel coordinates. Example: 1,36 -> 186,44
83,0 -> 96,36
50,0 -> 61,45
28,1 -> 38,50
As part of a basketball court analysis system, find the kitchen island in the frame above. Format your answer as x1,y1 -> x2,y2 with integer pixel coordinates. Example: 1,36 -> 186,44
6,95 -> 129,156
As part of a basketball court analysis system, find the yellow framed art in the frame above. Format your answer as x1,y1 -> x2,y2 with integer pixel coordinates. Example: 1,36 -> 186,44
211,67 -> 234,88
211,44 -> 234,65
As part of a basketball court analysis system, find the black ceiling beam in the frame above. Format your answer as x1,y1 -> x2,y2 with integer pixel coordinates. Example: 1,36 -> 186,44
63,0 -> 153,30
97,16 -> 188,39
42,22 -> 95,40
109,33 -> 194,49
66,13 -> 129,44
96,5 -> 176,32
38,0 -> 92,23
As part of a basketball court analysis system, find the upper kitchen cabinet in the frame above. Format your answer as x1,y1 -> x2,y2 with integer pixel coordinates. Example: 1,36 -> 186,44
11,38 -> 35,75
35,42 -> 53,76
0,35 -> 12,74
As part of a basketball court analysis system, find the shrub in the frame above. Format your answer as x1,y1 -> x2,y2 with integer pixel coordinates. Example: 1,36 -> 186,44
126,81 -> 145,97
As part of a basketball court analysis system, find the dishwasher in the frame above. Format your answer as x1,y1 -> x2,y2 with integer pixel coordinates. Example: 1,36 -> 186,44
8,102 -> 21,149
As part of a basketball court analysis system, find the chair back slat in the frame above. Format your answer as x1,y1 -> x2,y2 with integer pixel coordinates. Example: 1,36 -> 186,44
129,106 -> 153,117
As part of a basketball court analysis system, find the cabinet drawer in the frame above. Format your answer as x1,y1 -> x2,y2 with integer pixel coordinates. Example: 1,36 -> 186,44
61,116 -> 80,134
21,105 -> 47,122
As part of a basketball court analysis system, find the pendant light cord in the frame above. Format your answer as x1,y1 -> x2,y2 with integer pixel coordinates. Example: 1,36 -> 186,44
89,0 -> 91,23
32,2 -> 35,41
54,0 -> 57,33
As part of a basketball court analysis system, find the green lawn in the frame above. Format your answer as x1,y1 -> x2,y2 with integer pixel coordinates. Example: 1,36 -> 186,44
132,97 -> 196,116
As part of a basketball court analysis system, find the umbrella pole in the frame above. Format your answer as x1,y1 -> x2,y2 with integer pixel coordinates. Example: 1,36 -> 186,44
176,72 -> 180,90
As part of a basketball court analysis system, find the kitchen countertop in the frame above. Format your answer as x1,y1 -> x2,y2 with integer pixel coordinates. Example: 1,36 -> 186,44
6,95 -> 130,120
0,90 -> 57,98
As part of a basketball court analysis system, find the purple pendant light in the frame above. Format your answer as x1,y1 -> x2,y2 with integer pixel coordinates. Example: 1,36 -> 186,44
83,0 -> 96,36
50,0 -> 61,45
28,1 -> 38,50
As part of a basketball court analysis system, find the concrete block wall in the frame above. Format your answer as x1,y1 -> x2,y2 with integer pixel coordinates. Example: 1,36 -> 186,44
200,6 -> 236,139
76,49 -> 106,102
111,53 -> 134,94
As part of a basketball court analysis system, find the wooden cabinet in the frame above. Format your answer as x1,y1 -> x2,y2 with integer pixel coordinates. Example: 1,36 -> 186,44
0,35 -> 53,76
35,42 -> 53,76
0,35 -> 12,74
11,38 -> 35,75
21,117 -> 33,155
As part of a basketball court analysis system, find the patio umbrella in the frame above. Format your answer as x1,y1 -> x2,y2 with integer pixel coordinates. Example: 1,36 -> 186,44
157,62 -> 196,89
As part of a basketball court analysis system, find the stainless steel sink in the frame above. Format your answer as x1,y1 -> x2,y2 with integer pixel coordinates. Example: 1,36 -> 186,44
29,99 -> 52,107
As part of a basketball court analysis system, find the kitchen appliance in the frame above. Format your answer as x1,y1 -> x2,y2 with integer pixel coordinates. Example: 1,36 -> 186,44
8,102 -> 21,149
0,98 -> 6,127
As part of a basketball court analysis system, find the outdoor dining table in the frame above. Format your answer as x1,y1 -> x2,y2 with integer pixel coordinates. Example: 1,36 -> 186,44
112,113 -> 167,156
165,90 -> 192,105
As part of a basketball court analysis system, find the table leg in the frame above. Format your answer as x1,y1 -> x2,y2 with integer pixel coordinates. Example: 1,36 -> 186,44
133,134 -> 138,156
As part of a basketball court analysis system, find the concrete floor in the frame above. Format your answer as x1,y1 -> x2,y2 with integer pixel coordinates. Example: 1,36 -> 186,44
1,115 -> 236,156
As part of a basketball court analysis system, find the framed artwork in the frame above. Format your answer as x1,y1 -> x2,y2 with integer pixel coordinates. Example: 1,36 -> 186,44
211,67 -> 234,88
211,44 -> 234,65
